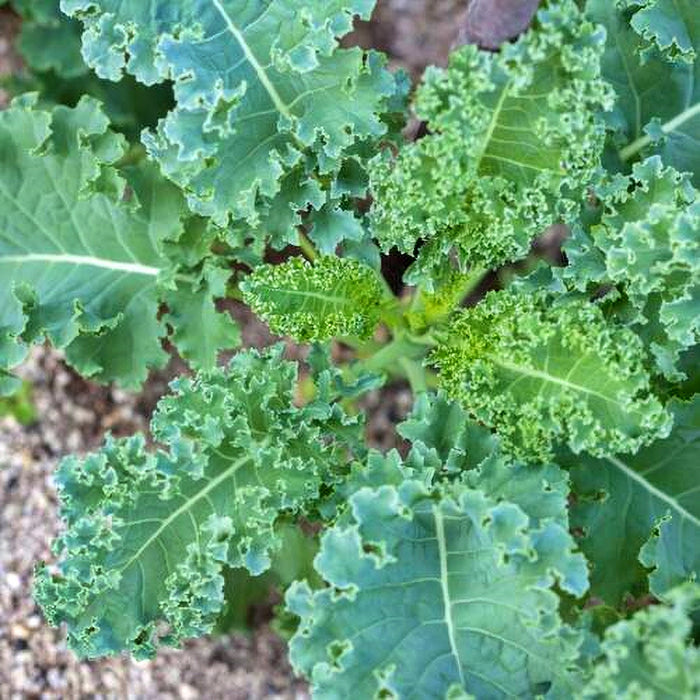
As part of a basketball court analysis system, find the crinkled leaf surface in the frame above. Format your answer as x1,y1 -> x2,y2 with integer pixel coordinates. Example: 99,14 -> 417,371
241,256 -> 385,342
560,158 -> 699,379
588,0 -> 699,184
0,97 -> 237,391
35,346 -> 363,658
288,475 -> 588,699
563,396 -> 700,604
64,0 -> 400,244
370,0 -> 611,285
432,289 -> 671,462
578,584 -> 700,698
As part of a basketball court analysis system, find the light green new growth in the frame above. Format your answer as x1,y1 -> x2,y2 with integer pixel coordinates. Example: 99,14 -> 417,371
63,0 -> 402,246
432,289 -> 671,462
35,346 -> 364,658
370,0 -> 612,285
578,584 -> 700,698
241,257 -> 386,342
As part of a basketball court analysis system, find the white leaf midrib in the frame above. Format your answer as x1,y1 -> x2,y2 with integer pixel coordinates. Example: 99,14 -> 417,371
0,253 -> 160,277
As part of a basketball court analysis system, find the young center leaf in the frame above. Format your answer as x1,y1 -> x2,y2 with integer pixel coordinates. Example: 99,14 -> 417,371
0,97 -> 238,392
431,289 -> 671,463
35,346 -> 364,658
287,474 -> 589,698
241,256 -> 386,342
370,0 -> 612,286
63,0 -> 403,245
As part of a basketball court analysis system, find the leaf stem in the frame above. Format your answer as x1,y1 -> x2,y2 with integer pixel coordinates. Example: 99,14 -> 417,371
619,102 -> 700,162
298,233 -> 318,262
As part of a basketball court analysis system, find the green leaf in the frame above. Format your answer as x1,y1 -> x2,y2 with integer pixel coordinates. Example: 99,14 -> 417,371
432,289 -> 672,463
560,158 -> 699,379
579,584 -> 700,698
165,265 -> 240,370
35,346 -> 364,658
0,97 -> 239,391
369,0 -> 612,285
564,396 -> 700,604
287,477 -> 588,699
397,391 -> 499,473
241,256 -> 385,342
587,0 -> 700,184
10,0 -> 88,78
618,0 -> 699,64
64,0 -> 401,244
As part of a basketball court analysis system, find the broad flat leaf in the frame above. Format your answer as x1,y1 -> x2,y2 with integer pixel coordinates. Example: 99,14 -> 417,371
565,396 -> 700,604
578,584 -> 700,698
241,256 -> 386,342
618,0 -> 699,64
432,289 -> 671,462
0,97 -> 238,392
560,158 -> 699,379
10,0 -> 87,78
287,478 -> 588,699
64,0 -> 402,244
587,0 -> 699,184
35,346 -> 365,658
370,0 -> 612,286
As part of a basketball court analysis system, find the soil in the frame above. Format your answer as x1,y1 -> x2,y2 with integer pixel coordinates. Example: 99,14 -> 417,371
0,3 -> 450,697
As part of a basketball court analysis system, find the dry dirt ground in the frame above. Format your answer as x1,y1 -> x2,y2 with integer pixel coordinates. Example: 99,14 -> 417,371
0,2 -> 453,697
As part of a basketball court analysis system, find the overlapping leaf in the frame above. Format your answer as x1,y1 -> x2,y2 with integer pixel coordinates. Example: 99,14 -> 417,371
0,97 -> 237,393
563,396 -> 700,604
370,0 -> 612,286
618,0 -> 699,64
560,158 -> 699,378
587,0 -> 699,184
63,0 -> 403,245
578,584 -> 700,698
241,256 -> 386,342
35,346 -> 364,658
288,474 -> 588,698
432,289 -> 671,462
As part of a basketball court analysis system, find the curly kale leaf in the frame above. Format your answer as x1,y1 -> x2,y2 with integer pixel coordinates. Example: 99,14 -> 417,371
563,395 -> 700,605
617,0 -> 699,64
579,584 -> 700,698
432,289 -> 671,463
369,0 -> 612,286
588,0 -> 699,184
0,97 -> 238,393
241,256 -> 386,342
63,0 -> 403,245
560,158 -> 699,379
287,473 -> 588,699
35,346 -> 364,658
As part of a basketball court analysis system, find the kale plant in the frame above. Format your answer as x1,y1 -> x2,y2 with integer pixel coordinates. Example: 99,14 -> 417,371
0,0 -> 698,697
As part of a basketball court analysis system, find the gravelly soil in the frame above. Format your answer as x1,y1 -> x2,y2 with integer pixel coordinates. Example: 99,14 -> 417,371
0,2 -> 453,697
0,350 -> 311,700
